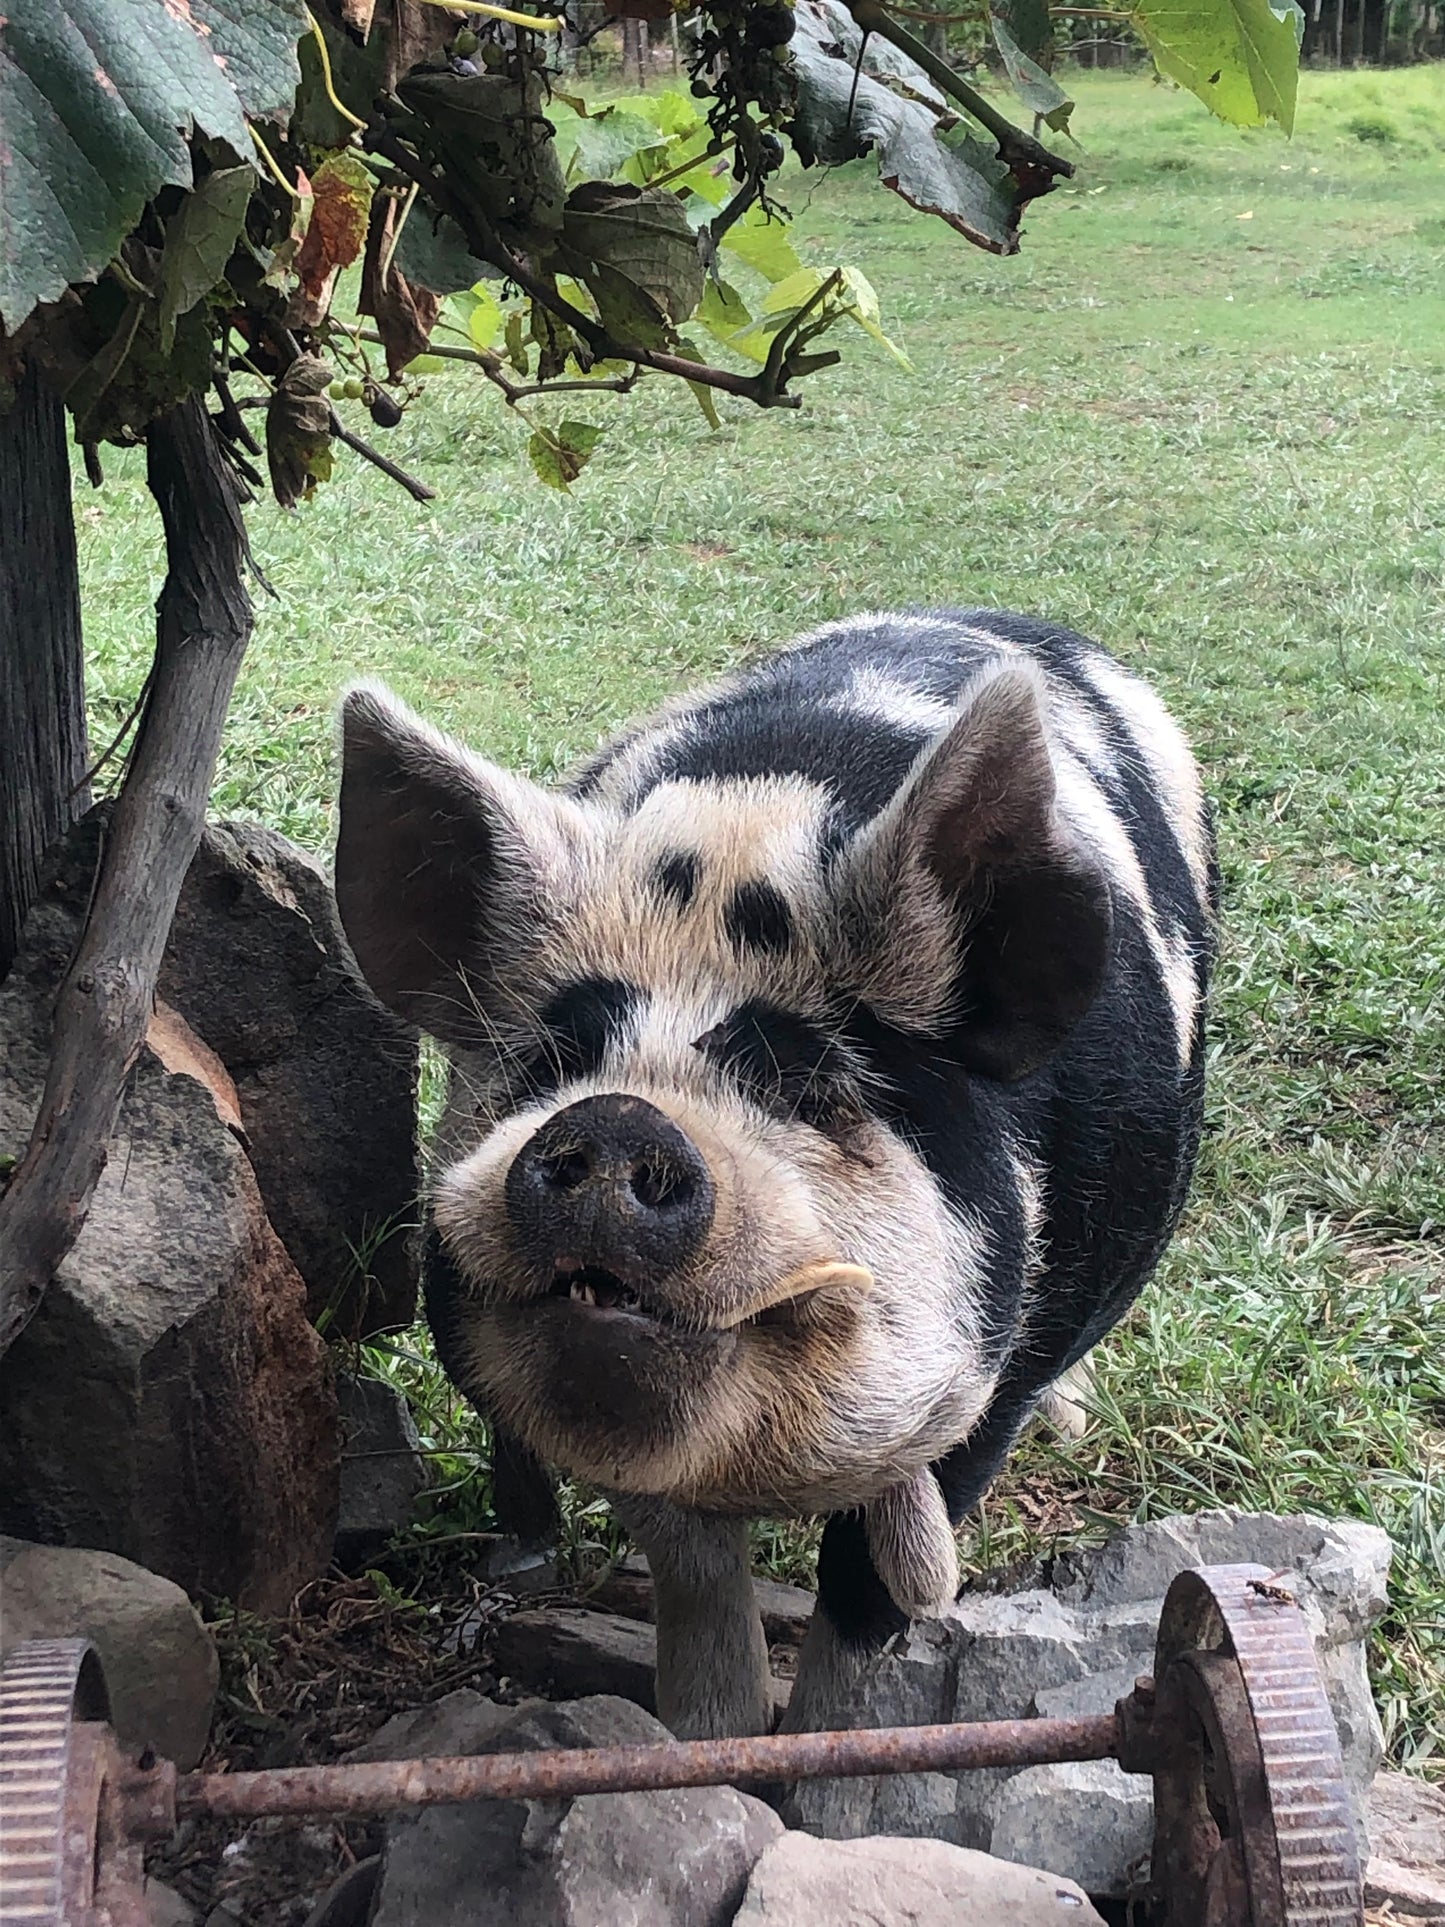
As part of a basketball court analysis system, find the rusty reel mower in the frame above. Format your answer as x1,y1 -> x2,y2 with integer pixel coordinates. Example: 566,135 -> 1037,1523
0,1563 -> 1364,1927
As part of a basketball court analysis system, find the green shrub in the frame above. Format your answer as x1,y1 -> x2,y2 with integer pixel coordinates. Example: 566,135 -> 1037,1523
1344,109 -> 1401,143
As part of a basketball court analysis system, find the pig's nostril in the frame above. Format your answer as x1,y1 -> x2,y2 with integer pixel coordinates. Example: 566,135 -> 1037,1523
630,1159 -> 690,1212
538,1146 -> 591,1191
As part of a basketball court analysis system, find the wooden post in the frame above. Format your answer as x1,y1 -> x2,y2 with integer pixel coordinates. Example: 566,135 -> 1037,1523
0,367 -> 89,978
0,395 -> 255,1357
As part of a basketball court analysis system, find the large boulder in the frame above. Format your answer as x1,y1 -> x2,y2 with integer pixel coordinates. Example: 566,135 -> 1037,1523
0,1537 -> 218,1769
334,1371 -> 428,1567
732,1834 -> 1106,1926
370,1695 -> 783,1926
160,820 -> 419,1338
1364,1771 -> 1445,1920
0,826 -> 339,1612
788,1509 -> 1391,1898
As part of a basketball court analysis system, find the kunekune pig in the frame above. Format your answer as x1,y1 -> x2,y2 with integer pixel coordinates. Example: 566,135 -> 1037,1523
334,609 -> 1216,1741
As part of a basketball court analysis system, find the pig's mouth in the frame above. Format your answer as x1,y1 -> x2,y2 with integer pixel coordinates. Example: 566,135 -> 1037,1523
540,1255 -> 875,1333
546,1263 -> 667,1321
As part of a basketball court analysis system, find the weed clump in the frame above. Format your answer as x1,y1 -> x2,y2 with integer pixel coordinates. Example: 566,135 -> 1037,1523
1343,108 -> 1401,143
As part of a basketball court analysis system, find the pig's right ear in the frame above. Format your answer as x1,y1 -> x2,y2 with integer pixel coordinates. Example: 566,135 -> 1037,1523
835,663 -> 1113,1080
334,683 -> 585,1045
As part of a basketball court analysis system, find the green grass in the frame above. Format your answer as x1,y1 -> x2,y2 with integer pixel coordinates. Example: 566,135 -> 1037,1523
77,66 -> 1445,1772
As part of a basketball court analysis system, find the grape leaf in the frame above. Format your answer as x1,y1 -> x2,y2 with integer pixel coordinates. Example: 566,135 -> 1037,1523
549,103 -> 674,182
992,0 -> 1054,64
717,204 -> 805,285
267,353 -> 334,508
791,0 -> 951,113
0,0 -> 304,329
529,419 -> 605,490
790,4 -> 1026,255
697,277 -> 753,348
558,183 -> 706,329
991,17 -> 1074,131
393,210 -> 491,297
1129,0 -> 1303,131
675,334 -> 722,429
292,152 -> 373,328
157,165 -> 253,353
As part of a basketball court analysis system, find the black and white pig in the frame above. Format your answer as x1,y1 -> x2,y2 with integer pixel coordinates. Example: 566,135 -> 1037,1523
334,609 -> 1215,1741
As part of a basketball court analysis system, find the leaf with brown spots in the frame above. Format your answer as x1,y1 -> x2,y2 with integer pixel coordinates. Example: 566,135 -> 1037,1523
291,154 -> 374,330
529,420 -> 605,491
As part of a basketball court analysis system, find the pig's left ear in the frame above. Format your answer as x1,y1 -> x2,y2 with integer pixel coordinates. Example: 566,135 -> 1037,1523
836,664 -> 1112,1080
334,682 -> 589,1044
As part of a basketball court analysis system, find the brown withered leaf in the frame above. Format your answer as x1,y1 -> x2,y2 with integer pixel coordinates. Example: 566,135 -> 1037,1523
359,194 -> 441,377
267,353 -> 335,508
383,0 -> 457,91
340,0 -> 378,33
291,154 -> 374,328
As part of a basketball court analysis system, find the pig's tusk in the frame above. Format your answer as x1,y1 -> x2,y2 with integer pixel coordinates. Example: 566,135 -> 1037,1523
722,1260 -> 875,1328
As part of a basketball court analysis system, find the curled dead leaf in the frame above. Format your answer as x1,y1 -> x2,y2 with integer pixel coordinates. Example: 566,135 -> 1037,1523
267,353 -> 335,508
360,195 -> 441,378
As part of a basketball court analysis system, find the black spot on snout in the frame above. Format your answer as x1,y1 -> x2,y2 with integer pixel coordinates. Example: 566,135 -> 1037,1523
653,850 -> 700,908
532,978 -> 641,1090
724,878 -> 793,956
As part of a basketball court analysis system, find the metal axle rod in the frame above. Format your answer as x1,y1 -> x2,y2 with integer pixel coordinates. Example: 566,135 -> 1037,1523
175,1711 -> 1121,1821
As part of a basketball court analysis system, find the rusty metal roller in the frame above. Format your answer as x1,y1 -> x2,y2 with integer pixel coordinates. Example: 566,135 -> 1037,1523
1148,1563 -> 1365,1927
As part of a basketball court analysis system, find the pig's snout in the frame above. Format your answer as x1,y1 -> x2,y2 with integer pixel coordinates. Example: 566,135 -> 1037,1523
505,1094 -> 715,1288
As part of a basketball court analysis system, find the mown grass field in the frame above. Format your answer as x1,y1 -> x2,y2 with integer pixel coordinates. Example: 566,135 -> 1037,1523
78,65 -> 1445,1771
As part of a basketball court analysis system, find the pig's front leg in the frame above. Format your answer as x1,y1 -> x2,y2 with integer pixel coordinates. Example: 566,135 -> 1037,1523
608,1493 -> 771,1739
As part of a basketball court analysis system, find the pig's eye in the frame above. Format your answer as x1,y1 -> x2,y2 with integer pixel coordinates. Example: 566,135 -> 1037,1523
697,1000 -> 860,1133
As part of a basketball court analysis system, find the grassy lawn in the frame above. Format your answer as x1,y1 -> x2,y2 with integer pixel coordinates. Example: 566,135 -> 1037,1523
77,65 -> 1445,1772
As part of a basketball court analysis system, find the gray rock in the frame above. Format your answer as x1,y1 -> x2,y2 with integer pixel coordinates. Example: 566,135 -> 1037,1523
161,819 -> 419,1338
302,1857 -> 382,1927
344,1688 -> 531,1763
789,1509 -> 1391,1897
334,1372 -> 427,1565
592,1554 -> 816,1645
493,1607 -> 792,1723
494,1608 -> 660,1709
732,1833 -> 1106,1925
1365,1771 -> 1445,1919
0,825 -> 339,1614
371,1695 -> 782,1927
144,1879 -> 196,1927
989,1761 -> 1154,1899
0,1538 -> 218,1769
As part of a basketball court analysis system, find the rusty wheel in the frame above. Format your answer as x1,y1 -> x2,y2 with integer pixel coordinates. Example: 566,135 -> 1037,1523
1149,1563 -> 1364,1927
0,1637 -> 157,1927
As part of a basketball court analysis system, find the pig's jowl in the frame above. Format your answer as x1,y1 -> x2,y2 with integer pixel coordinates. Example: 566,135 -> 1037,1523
335,609 -> 1216,1741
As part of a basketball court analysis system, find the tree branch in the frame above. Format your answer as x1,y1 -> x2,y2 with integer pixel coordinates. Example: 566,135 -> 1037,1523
364,124 -> 807,409
329,416 -> 438,501
0,396 -> 255,1358
355,329 -> 644,405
